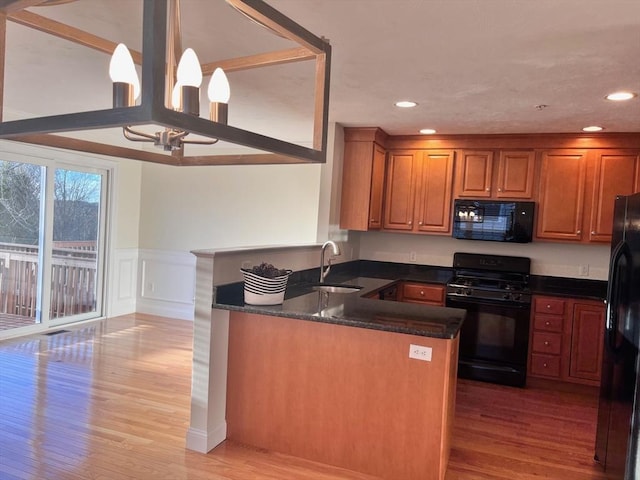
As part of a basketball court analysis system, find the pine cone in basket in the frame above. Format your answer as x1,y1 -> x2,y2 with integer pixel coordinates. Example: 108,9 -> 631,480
248,262 -> 290,279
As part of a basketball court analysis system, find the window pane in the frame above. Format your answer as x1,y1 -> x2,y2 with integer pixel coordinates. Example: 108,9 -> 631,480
0,160 -> 43,329
50,168 -> 102,320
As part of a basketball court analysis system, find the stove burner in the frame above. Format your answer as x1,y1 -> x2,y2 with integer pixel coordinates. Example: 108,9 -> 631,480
446,253 -> 531,305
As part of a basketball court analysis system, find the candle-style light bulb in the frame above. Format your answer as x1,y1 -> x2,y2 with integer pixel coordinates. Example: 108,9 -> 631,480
176,48 -> 202,88
208,67 -> 230,124
109,43 -> 140,100
207,68 -> 230,103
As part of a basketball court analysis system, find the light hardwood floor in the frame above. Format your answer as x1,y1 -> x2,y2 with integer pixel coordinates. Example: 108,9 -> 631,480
0,313 -> 609,480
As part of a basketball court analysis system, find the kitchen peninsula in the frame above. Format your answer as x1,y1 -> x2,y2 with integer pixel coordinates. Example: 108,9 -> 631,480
187,247 -> 465,480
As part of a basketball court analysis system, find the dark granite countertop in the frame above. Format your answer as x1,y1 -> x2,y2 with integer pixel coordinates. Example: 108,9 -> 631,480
213,276 -> 465,339
529,275 -> 607,301
213,260 -> 608,339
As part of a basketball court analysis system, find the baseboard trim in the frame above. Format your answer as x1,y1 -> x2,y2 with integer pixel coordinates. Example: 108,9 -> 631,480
186,422 -> 227,453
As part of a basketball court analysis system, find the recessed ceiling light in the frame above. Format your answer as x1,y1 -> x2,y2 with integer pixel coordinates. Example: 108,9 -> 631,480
605,91 -> 637,101
395,101 -> 417,108
582,126 -> 604,132
419,128 -> 437,134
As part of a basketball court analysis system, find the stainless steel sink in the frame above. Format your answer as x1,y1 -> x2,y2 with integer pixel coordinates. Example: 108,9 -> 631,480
311,284 -> 362,294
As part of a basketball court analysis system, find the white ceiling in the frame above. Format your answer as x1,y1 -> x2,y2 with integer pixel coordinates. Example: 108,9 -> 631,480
3,0 -> 640,155
268,0 -> 640,136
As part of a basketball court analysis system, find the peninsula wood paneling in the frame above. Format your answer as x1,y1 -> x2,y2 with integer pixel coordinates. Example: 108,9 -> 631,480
226,311 -> 458,480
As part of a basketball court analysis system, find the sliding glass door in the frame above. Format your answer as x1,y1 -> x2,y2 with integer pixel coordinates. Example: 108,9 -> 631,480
0,159 -> 108,333
0,161 -> 44,329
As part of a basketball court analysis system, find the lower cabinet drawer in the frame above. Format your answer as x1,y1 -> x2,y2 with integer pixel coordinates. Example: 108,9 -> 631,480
531,332 -> 562,355
533,314 -> 563,333
401,283 -> 445,305
530,354 -> 561,378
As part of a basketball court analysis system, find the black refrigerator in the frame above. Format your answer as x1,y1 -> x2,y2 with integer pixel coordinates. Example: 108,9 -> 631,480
595,192 -> 640,479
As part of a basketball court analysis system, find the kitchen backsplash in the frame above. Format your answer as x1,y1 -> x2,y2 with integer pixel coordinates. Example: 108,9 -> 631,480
354,231 -> 610,281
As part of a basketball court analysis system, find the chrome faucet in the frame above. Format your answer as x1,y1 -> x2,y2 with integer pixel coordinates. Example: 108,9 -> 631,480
319,240 -> 340,283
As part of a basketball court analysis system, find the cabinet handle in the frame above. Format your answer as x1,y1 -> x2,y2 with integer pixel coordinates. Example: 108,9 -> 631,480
485,187 -> 490,191
498,188 -> 502,192
543,363 -> 548,368
592,231 -> 596,235
408,221 -> 412,226
546,304 -> 551,309
370,218 -> 375,222
544,341 -> 550,346
577,230 -> 581,234
545,321 -> 550,326
418,221 -> 423,226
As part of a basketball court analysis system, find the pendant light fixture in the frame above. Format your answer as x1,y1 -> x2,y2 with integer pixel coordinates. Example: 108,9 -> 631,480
0,0 -> 332,166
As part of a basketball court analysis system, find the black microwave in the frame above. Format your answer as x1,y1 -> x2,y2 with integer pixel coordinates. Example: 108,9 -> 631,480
452,199 -> 535,243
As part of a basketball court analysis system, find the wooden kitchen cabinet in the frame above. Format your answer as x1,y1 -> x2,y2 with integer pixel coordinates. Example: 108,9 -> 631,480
415,151 -> 455,233
496,150 -> 536,199
536,150 -> 588,241
456,149 -> 535,199
456,150 -> 494,198
587,150 -> 640,243
529,296 -> 566,379
528,295 -> 605,386
383,150 -> 454,233
340,128 -> 388,231
383,150 -> 418,231
569,302 -> 605,383
399,282 -> 445,306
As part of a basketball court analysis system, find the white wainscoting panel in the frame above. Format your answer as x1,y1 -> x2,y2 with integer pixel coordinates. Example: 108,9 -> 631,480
137,249 -> 196,320
108,248 -> 138,317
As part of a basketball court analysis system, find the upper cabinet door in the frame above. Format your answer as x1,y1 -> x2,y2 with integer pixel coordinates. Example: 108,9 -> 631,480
588,150 -> 640,243
415,150 -> 454,233
368,144 -> 387,229
456,150 -> 494,197
496,150 -> 535,199
536,150 -> 587,241
339,139 -> 387,231
383,151 -> 418,231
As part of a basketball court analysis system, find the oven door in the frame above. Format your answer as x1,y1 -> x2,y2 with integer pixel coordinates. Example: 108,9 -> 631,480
446,296 -> 531,387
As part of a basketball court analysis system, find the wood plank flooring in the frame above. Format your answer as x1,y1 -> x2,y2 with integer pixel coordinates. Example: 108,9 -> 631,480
0,313 -> 609,480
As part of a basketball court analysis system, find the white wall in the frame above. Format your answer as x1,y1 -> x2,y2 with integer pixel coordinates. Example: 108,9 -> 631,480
112,159 -> 142,249
134,148 -> 330,318
356,231 -> 610,280
138,162 -> 322,251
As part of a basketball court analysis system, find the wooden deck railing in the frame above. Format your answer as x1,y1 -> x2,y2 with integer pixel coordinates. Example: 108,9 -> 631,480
0,242 -> 97,319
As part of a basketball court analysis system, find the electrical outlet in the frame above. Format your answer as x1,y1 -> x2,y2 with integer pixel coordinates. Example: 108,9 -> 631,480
409,251 -> 417,262
579,264 -> 589,276
409,344 -> 432,362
